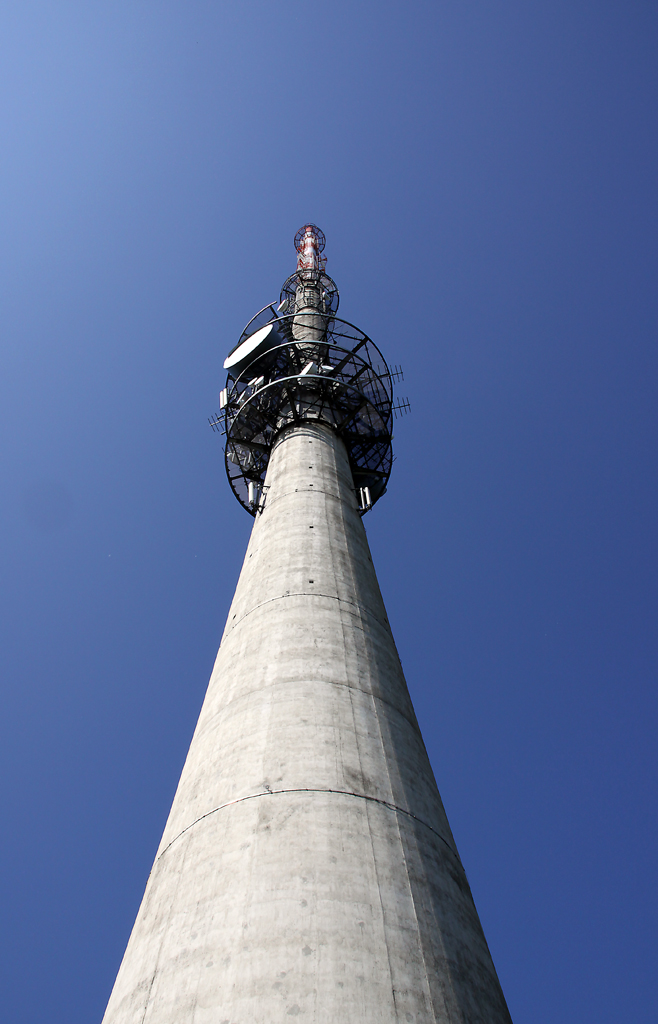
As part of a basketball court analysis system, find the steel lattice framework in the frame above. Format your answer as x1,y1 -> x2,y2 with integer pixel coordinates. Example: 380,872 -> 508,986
222,311 -> 394,516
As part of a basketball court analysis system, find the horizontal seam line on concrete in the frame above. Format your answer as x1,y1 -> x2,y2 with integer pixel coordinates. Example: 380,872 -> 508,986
262,486 -> 347,512
198,677 -> 422,739
157,788 -> 459,863
222,591 -> 390,642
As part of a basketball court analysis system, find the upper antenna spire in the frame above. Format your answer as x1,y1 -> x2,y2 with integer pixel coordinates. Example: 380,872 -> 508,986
294,223 -> 327,274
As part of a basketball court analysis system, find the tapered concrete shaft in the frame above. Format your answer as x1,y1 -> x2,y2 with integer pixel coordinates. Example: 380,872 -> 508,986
102,422 -> 512,1024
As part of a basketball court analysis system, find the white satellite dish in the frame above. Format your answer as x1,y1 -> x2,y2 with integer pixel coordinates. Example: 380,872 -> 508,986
223,323 -> 283,378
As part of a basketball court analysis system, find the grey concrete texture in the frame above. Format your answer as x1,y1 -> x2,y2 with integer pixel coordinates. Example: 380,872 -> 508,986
102,422 -> 512,1024
292,279 -> 325,344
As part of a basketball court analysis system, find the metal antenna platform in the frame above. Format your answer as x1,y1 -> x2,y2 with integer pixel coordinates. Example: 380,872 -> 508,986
216,226 -> 407,516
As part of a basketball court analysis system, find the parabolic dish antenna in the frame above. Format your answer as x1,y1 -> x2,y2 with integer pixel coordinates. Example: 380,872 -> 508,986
223,322 -> 284,378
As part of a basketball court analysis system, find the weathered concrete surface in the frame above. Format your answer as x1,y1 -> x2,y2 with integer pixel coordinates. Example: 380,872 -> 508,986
102,422 -> 512,1024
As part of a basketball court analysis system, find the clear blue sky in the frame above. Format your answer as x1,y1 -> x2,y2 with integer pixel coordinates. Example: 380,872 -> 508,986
0,2 -> 656,1021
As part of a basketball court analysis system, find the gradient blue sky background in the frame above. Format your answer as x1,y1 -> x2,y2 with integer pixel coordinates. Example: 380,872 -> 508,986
1,2 -> 656,1021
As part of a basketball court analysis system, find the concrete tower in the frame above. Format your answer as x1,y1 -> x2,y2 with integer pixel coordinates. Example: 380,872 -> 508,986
102,227 -> 513,1023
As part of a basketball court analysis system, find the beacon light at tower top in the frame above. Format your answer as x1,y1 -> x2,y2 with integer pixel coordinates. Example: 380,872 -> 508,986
217,224 -> 407,516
